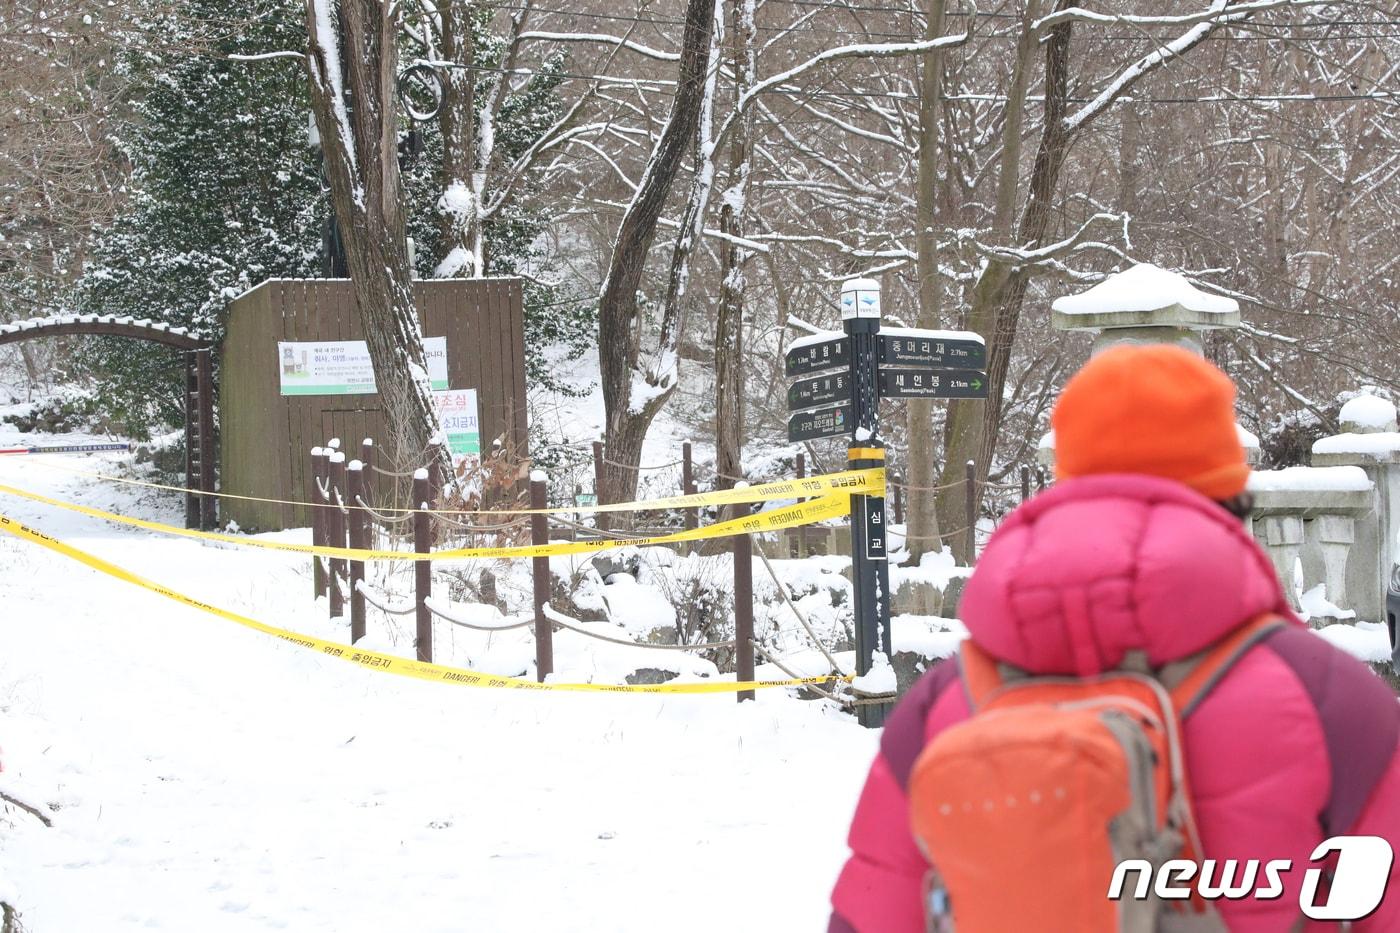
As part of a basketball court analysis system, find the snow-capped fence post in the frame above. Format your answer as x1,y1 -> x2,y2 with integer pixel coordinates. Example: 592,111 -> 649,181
311,447 -> 328,599
329,451 -> 347,619
530,472 -> 553,682
347,460 -> 367,643
732,484 -> 755,702
413,468 -> 433,663
592,440 -> 610,533
359,438 -> 374,489
1036,467 -> 1047,493
682,441 -> 697,539
964,460 -> 976,564
1021,465 -> 1032,504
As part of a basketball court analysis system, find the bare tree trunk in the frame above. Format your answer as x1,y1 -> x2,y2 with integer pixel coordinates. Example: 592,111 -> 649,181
437,0 -> 477,277
596,0 -> 718,505
713,0 -> 755,491
904,0 -> 947,566
935,0 -> 1043,563
975,17 -> 1074,478
306,0 -> 450,477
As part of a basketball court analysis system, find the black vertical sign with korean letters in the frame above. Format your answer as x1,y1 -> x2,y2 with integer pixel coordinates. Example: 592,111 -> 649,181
862,495 -> 888,562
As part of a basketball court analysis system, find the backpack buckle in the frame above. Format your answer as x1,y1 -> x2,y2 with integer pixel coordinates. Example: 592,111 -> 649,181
923,869 -> 955,932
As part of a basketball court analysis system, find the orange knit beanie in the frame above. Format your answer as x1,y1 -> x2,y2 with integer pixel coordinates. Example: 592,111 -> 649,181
1052,344 -> 1249,500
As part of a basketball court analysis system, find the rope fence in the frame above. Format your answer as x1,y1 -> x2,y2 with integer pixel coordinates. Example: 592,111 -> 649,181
7,433 -> 1050,704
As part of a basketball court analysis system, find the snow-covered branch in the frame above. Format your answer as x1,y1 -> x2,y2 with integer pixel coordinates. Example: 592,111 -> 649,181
738,32 -> 970,112
1063,0 -> 1329,133
228,51 -> 304,62
517,31 -> 679,62
971,212 -> 1125,265
1035,0 -> 1328,31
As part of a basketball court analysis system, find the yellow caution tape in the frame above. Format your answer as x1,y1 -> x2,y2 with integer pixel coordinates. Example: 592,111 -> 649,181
0,481 -> 851,562
12,456 -> 884,517
0,513 -> 846,695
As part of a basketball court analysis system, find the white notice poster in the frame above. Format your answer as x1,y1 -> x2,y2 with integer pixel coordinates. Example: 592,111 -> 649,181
278,338 -> 449,396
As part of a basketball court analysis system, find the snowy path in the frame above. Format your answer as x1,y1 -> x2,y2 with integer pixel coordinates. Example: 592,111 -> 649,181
0,453 -> 874,932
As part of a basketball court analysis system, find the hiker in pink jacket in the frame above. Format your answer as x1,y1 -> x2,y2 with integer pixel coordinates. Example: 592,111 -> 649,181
829,345 -> 1400,932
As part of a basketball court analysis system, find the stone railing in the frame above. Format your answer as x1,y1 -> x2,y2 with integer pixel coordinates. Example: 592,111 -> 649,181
1247,467 -> 1374,621
1249,394 -> 1400,625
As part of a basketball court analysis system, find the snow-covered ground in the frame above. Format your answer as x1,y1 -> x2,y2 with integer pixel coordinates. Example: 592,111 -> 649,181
1,408 -> 1392,931
0,447 -> 875,932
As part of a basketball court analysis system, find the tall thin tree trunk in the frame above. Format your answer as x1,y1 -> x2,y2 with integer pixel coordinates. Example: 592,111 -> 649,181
975,13 -> 1075,480
596,0 -> 718,506
713,0 -> 755,491
934,0 -> 1043,563
904,0 -> 947,567
306,0 -> 450,477
437,0 -> 478,277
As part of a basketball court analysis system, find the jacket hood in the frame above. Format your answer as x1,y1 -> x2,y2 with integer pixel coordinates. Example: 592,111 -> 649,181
959,473 -> 1299,675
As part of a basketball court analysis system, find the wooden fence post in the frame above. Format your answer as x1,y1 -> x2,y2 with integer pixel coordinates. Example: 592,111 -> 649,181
328,451 -> 347,619
311,447 -> 327,599
592,439 -> 609,533
1036,467 -> 1047,492
413,468 -> 433,663
359,438 -> 374,486
347,459 -> 367,644
732,485 -> 755,703
1021,464 -> 1032,504
531,472 -> 553,682
682,441 -> 697,536
964,460 -> 977,565
893,474 -> 905,525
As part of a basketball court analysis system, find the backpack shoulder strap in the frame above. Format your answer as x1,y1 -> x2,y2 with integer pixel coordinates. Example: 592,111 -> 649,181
1162,614 -> 1288,717
956,639 -> 1005,712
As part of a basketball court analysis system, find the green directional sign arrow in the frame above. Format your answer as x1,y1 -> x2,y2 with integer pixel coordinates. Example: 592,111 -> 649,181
878,367 -> 989,400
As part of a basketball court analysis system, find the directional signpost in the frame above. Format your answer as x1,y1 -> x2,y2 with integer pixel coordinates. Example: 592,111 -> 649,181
788,403 -> 853,442
879,368 -> 987,400
878,331 -> 986,370
783,278 -> 987,727
785,334 -> 850,376
787,372 -> 852,410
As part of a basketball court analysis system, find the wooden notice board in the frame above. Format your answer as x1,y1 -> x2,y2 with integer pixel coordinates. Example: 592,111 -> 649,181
219,278 -> 528,531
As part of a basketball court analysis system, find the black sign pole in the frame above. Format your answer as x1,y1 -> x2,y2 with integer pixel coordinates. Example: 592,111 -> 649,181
841,279 -> 893,729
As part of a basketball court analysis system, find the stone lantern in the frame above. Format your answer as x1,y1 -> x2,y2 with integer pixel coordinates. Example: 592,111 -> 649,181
1037,263 -> 1259,469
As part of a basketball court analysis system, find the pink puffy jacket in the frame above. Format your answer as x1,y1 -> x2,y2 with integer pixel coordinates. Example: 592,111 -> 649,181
829,474 -> 1400,932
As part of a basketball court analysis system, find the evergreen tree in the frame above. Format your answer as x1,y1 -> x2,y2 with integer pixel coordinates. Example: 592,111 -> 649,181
77,0 -> 323,436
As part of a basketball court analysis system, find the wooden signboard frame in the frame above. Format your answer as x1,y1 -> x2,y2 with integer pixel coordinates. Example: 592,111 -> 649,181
220,278 -> 528,531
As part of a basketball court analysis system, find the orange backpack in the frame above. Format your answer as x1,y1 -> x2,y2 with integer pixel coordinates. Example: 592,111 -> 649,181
908,615 -> 1284,933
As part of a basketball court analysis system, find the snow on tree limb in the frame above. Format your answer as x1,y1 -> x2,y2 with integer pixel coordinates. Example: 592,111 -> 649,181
737,31 -> 969,112
971,212 -> 1126,265
228,50 -> 305,61
1035,0 -> 1329,31
517,31 -> 679,62
1063,0 -> 1330,134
